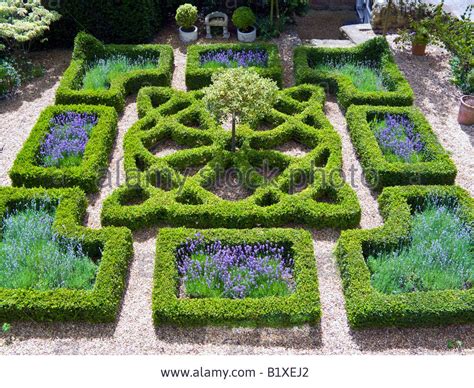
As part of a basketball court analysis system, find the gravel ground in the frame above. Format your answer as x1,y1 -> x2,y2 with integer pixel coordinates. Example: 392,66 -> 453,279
0,30 -> 473,355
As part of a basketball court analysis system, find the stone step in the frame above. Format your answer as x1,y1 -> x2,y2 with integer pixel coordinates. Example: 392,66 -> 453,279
340,23 -> 376,44
304,39 -> 355,48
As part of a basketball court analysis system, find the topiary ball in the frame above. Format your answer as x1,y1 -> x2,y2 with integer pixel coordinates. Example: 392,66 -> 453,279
176,3 -> 198,30
232,6 -> 256,32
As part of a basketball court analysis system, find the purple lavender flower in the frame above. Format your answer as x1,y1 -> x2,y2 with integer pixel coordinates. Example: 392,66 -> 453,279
200,49 -> 269,68
177,234 -> 294,299
39,112 -> 98,168
373,114 -> 425,163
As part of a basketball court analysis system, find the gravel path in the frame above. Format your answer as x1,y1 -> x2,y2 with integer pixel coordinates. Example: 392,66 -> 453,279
0,33 -> 473,355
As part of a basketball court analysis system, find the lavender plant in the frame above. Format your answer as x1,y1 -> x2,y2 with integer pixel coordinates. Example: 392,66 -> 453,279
200,49 -> 268,69
0,198 -> 98,290
82,55 -> 159,90
39,112 -> 98,168
372,114 -> 425,163
368,197 -> 474,294
313,60 -> 387,92
177,233 -> 294,299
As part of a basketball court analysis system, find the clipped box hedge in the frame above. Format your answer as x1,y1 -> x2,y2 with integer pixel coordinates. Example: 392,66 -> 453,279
294,37 -> 414,109
345,105 -> 457,190
56,32 -> 174,112
153,227 -> 320,327
186,43 -> 283,90
336,185 -> 474,329
101,84 -> 361,230
0,187 -> 133,322
9,104 -> 118,194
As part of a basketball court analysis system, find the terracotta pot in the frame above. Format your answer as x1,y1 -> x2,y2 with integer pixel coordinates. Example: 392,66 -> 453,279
458,95 -> 474,125
412,43 -> 426,56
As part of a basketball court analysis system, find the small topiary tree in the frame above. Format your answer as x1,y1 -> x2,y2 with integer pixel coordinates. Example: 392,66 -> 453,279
232,6 -> 256,32
175,3 -> 198,32
203,68 -> 278,152
0,0 -> 61,51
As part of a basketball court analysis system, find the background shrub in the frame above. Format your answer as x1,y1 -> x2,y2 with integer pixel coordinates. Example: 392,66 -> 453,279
0,57 -> 20,98
42,0 -> 163,45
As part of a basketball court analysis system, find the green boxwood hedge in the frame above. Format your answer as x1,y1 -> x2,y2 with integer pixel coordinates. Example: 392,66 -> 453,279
294,37 -> 414,109
335,185 -> 474,329
185,43 -> 283,90
345,105 -> 457,190
9,104 -> 118,194
55,33 -> 174,112
153,227 -> 320,327
101,84 -> 361,230
0,187 -> 133,322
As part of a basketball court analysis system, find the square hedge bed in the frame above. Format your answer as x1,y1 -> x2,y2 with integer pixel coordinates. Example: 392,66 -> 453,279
294,37 -> 414,109
186,43 -> 283,90
153,228 -> 320,327
345,105 -> 457,190
10,104 -> 118,194
0,187 -> 133,322
55,32 -> 174,112
100,85 -> 361,230
336,185 -> 474,329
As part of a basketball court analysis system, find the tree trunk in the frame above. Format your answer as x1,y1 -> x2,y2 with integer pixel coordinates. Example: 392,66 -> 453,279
231,114 -> 236,152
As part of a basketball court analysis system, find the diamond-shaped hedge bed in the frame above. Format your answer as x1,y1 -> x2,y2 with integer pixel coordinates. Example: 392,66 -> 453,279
101,84 -> 361,230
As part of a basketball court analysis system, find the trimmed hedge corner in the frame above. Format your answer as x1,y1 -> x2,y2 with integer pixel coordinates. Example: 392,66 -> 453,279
345,105 -> 457,190
55,33 -> 174,112
0,187 -> 133,323
294,37 -> 414,109
185,43 -> 283,90
9,104 -> 118,194
101,85 -> 361,230
153,227 -> 321,327
336,185 -> 474,329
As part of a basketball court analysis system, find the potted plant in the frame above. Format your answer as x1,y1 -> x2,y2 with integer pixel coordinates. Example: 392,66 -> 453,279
232,6 -> 257,43
395,18 -> 433,56
176,3 -> 198,43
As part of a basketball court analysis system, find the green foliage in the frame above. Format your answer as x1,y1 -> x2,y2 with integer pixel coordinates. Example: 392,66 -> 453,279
203,68 -> 278,128
9,104 -> 118,193
313,62 -> 387,92
101,85 -> 361,230
82,55 -> 160,91
0,199 -> 98,290
367,198 -> 473,294
186,43 -> 283,90
0,187 -> 133,322
232,6 -> 256,32
44,0 -> 162,44
256,15 -> 289,40
1,322 -> 10,334
0,57 -> 20,97
0,0 -> 61,51
152,228 -> 320,327
294,37 -> 414,109
55,33 -> 174,112
336,185 -> 474,328
175,3 -> 198,29
345,105 -> 456,190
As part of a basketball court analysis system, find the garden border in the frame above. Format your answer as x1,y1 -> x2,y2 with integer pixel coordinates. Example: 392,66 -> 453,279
345,105 -> 457,190
335,185 -> 474,328
101,85 -> 361,230
0,187 -> 133,322
152,227 -> 321,327
55,32 -> 174,112
9,104 -> 118,194
186,43 -> 283,90
294,37 -> 414,109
